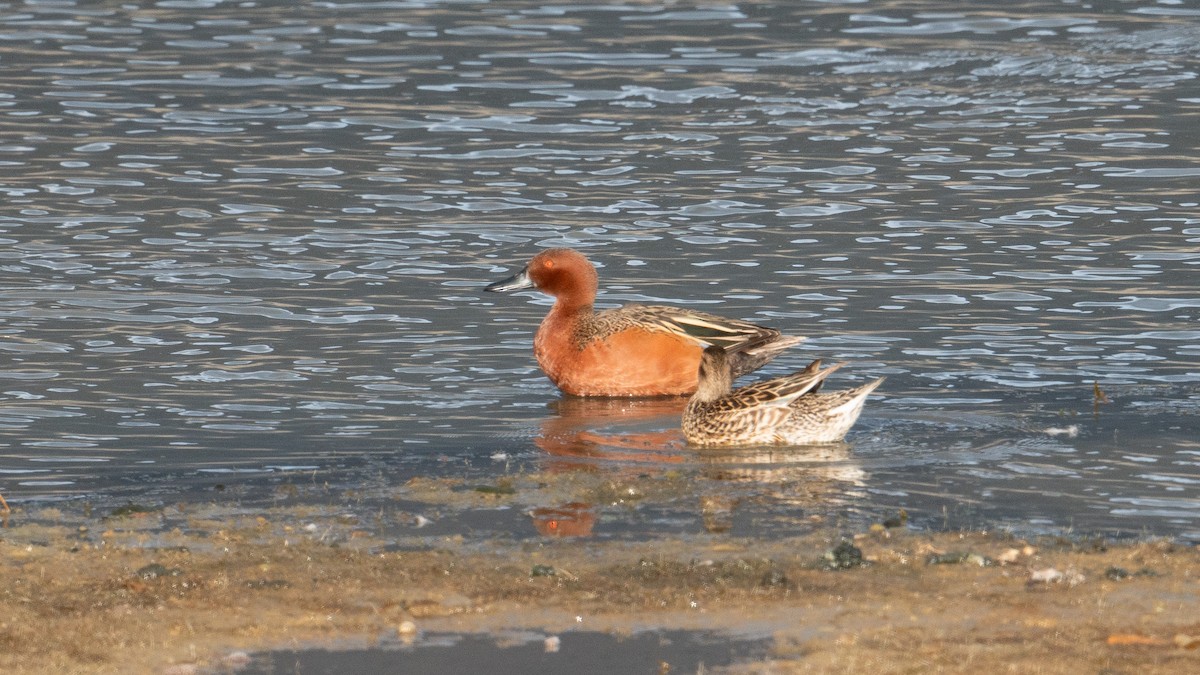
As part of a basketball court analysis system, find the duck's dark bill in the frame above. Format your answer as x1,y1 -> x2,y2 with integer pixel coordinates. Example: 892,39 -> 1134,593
485,266 -> 534,292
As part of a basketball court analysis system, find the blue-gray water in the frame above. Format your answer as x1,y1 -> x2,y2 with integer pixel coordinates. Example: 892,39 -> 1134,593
0,0 -> 1198,544
250,630 -> 769,675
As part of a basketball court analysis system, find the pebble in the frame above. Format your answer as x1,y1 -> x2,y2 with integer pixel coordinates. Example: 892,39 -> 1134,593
1043,425 -> 1079,438
1029,567 -> 1085,587
1029,568 -> 1062,583
996,548 -> 1022,564
136,563 -> 182,580
825,541 -> 865,570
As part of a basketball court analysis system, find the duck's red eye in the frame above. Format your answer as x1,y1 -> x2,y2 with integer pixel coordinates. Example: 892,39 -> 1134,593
543,259 -> 555,269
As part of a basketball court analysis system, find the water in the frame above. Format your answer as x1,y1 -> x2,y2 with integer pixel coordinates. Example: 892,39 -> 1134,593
247,630 -> 770,675
0,0 -> 1198,544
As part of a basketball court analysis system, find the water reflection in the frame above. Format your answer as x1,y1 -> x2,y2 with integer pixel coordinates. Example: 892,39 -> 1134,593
527,394 -> 871,539
696,444 -> 866,489
530,501 -> 595,538
535,397 -> 688,470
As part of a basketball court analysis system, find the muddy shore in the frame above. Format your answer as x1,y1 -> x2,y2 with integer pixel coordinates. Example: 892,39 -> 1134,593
2,497 -> 1197,674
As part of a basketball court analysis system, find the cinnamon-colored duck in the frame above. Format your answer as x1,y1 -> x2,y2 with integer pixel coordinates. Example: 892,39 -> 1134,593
485,248 -> 803,397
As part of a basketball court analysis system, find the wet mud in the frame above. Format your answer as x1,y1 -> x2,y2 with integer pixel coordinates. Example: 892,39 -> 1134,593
2,500 -> 1197,674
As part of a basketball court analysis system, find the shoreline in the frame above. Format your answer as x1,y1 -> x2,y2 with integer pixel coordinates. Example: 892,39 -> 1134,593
2,504 -> 1197,674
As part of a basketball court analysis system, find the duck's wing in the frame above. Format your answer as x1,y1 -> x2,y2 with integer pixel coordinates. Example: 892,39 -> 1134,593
684,364 -> 835,445
723,361 -> 842,409
794,377 -> 886,415
777,377 -> 885,444
597,304 -> 803,375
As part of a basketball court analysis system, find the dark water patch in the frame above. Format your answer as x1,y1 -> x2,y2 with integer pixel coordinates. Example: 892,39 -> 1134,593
245,630 -> 772,675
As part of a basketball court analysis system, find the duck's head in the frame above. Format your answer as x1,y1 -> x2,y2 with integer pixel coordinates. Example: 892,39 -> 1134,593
694,345 -> 735,402
485,248 -> 598,307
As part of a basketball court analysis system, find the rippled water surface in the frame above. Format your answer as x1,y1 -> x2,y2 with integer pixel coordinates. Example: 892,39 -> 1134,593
1,0 -> 1198,542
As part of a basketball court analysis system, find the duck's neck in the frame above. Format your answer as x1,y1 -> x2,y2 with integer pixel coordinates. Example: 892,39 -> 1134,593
692,370 -> 732,403
547,295 -> 592,323
536,300 -> 592,355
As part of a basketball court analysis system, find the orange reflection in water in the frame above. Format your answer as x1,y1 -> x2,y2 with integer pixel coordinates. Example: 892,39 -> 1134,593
535,396 -> 690,468
528,397 -> 688,538
530,501 -> 596,537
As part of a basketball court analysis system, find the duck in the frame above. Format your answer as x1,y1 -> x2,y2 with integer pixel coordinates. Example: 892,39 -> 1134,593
485,248 -> 803,397
683,345 -> 883,446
